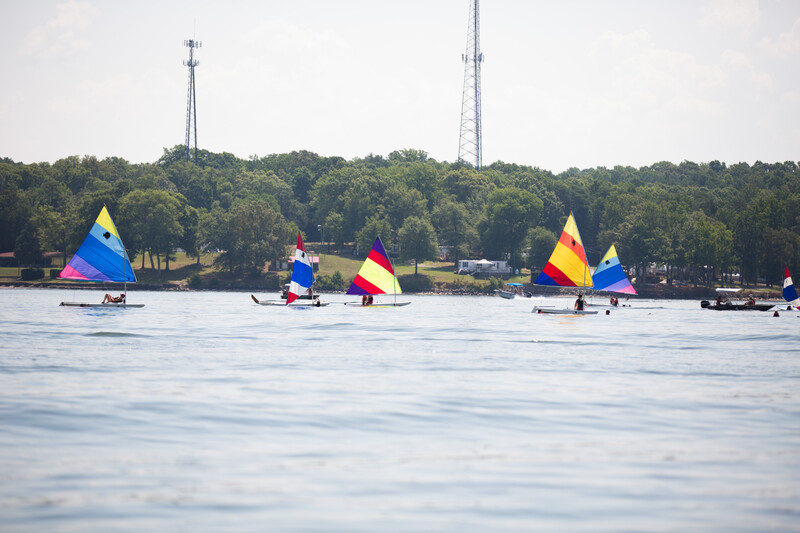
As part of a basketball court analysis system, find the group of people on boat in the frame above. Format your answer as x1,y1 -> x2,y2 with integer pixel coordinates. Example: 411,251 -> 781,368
361,295 -> 374,306
715,294 -> 756,306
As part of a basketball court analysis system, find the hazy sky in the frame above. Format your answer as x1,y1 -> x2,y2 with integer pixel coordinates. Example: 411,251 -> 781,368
1,0 -> 798,172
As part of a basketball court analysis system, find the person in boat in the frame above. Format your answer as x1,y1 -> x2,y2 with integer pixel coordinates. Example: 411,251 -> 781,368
367,295 -> 374,305
745,295 -> 755,305
312,296 -> 321,307
361,295 -> 368,306
574,293 -> 585,311
102,293 -> 125,303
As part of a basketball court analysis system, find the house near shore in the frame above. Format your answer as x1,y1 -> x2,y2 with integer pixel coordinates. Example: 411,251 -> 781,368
457,259 -> 513,279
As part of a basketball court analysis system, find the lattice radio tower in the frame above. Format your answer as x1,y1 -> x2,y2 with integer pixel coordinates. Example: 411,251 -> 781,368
183,39 -> 201,162
458,0 -> 483,169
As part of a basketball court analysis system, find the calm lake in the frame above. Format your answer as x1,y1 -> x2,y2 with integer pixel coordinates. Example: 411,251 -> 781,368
1,288 -> 798,532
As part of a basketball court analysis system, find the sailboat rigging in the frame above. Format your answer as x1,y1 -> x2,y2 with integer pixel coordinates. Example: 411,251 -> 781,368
251,232 -> 328,307
532,212 -> 597,314
58,205 -> 143,308
345,236 -> 410,307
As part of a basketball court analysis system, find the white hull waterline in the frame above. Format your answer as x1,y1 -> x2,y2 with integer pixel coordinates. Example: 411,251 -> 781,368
60,302 -> 145,308
251,294 -> 329,307
532,306 -> 598,315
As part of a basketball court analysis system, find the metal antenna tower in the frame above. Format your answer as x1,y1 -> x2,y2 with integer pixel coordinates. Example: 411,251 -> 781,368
458,0 -> 483,169
183,39 -> 201,162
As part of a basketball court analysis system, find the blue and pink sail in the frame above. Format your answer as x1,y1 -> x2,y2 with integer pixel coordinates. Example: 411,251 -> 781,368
59,206 -> 136,283
592,244 -> 637,295
286,233 -> 315,304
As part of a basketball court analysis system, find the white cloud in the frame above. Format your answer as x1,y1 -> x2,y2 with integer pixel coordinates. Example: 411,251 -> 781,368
20,1 -> 96,58
782,90 -> 800,104
760,17 -> 800,57
701,0 -> 761,32
590,30 -> 728,117
722,49 -> 773,88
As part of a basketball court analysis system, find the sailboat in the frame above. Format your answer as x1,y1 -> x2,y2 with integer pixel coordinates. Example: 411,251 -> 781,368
58,205 -> 144,308
251,232 -> 328,307
783,266 -> 799,309
344,236 -> 410,307
532,212 -> 597,314
590,244 -> 637,307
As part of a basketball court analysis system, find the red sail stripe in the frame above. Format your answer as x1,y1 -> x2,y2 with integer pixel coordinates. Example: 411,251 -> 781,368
542,262 -> 578,287
367,249 -> 393,274
352,274 -> 386,295
557,231 -> 587,264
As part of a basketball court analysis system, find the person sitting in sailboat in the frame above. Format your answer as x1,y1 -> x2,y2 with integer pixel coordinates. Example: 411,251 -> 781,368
574,293 -> 585,311
746,295 -> 756,305
102,293 -> 125,303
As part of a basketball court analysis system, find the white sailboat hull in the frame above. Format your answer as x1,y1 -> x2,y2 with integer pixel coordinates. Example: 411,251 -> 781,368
251,294 -> 329,307
343,301 -> 411,307
532,306 -> 598,315
60,302 -> 145,308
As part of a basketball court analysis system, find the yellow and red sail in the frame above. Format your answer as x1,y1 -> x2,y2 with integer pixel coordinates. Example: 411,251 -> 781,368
346,237 -> 402,295
535,212 -> 593,288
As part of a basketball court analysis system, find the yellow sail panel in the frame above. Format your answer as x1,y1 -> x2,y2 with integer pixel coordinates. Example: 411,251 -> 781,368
95,206 -> 121,240
357,259 -> 402,294
551,241 -> 594,287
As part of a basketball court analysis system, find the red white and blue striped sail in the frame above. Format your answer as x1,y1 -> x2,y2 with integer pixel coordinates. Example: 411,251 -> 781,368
58,206 -> 136,283
592,244 -> 637,295
286,233 -> 315,304
346,236 -> 402,295
783,266 -> 799,307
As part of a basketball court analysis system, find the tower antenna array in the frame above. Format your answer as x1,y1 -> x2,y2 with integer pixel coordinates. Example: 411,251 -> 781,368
183,39 -> 201,163
458,0 -> 483,169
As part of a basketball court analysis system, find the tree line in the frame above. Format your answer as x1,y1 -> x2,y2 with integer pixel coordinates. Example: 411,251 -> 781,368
2,147 -> 799,287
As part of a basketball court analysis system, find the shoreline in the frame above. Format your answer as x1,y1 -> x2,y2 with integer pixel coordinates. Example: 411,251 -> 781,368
0,281 -> 784,301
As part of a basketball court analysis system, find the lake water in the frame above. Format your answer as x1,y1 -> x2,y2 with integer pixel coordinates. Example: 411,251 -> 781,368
1,288 -> 799,532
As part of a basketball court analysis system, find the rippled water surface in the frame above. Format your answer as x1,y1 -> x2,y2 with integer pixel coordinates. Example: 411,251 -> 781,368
1,288 -> 799,532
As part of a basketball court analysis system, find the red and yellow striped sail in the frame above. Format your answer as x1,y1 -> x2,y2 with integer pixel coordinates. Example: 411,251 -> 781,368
535,212 -> 593,288
346,237 -> 402,295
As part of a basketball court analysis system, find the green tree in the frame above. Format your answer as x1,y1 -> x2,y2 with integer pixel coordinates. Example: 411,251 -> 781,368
14,220 -> 43,266
431,198 -> 476,266
323,211 -> 344,251
210,199 -> 291,274
33,203 -> 78,267
119,190 -> 184,276
398,216 -> 438,276
528,226 -> 557,270
481,187 -> 543,268
355,215 -> 392,257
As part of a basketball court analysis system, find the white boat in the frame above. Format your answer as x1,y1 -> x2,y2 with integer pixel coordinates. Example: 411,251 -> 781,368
532,212 -> 595,315
532,306 -> 598,315
252,233 -> 327,308
58,205 -> 143,308
495,282 -> 530,299
343,301 -> 411,307
251,294 -> 328,307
